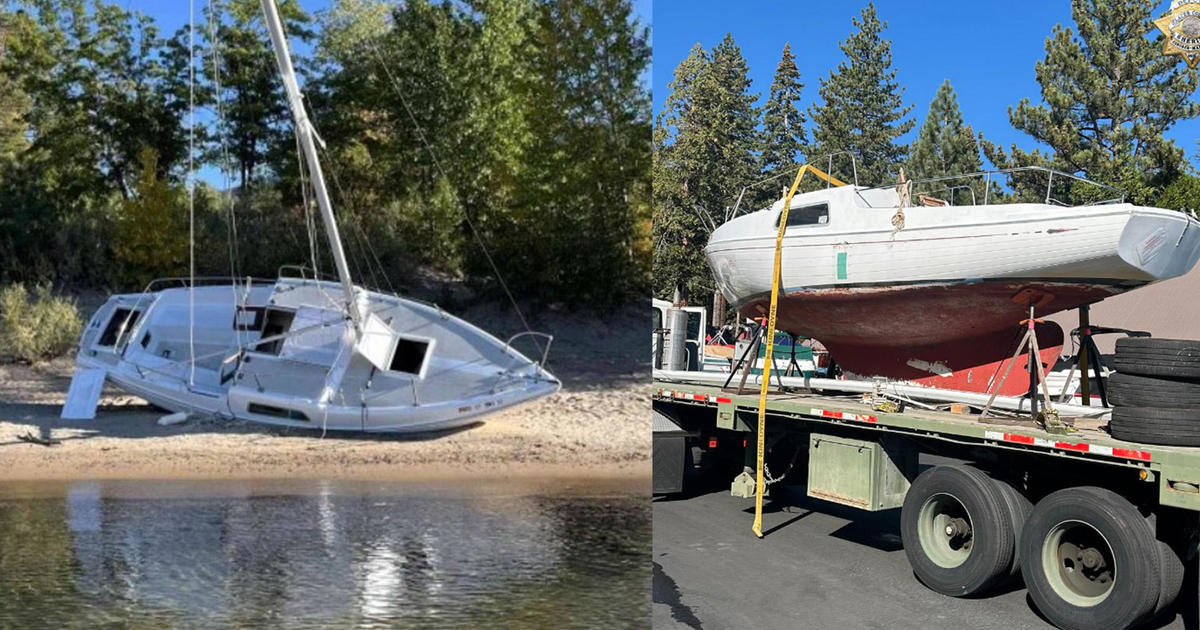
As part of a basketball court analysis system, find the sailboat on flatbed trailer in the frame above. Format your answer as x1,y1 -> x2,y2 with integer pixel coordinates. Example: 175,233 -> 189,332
706,163 -> 1200,392
63,0 -> 559,433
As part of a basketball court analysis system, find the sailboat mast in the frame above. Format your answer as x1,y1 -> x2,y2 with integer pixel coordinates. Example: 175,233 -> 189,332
259,0 -> 360,325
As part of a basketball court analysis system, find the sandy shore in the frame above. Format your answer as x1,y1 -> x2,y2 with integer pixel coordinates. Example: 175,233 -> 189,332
0,302 -> 650,488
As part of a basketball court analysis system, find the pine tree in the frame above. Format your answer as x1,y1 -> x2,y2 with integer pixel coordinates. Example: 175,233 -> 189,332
653,44 -> 710,303
980,0 -> 1200,204
908,79 -> 980,181
653,35 -> 758,306
0,13 -> 29,164
205,0 -> 313,189
759,42 -> 806,192
808,3 -> 912,187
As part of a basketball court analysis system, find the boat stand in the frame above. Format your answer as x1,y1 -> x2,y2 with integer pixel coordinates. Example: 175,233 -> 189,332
781,333 -> 806,377
723,322 -> 785,395
980,303 -> 1070,433
1055,304 -> 1109,407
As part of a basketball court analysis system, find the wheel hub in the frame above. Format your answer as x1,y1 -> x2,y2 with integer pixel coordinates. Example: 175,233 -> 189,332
1042,520 -> 1116,606
918,493 -> 974,569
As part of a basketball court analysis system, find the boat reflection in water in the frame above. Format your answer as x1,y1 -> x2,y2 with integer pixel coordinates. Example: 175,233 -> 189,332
0,481 -> 649,628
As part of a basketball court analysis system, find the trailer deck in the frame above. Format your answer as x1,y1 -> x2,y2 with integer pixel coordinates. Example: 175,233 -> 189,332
654,380 -> 1200,510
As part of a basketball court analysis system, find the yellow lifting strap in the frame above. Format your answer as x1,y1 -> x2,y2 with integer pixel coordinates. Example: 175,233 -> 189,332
752,163 -> 847,538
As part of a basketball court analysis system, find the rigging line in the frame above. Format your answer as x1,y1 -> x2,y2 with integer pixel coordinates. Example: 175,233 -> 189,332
355,220 -> 397,296
207,0 -> 244,346
360,35 -> 539,346
294,134 -> 342,309
295,133 -> 321,277
349,223 -> 383,292
187,0 -> 196,387
322,158 -> 399,296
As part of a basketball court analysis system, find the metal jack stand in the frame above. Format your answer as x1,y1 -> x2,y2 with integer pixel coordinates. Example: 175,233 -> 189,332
782,333 -> 806,377
1056,304 -> 1109,407
723,322 -> 784,395
980,304 -> 1073,434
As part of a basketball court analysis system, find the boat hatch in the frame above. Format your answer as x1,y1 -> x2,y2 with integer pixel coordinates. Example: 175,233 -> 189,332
254,307 -> 296,354
97,307 -> 142,348
777,202 -> 829,230
234,305 -> 266,331
389,335 -> 435,379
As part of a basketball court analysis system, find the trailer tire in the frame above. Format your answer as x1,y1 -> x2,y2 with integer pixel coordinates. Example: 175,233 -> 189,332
1153,540 -> 1185,619
993,477 -> 1032,578
1107,372 -> 1200,408
901,465 -> 1014,597
1114,338 -> 1200,379
1020,487 -> 1160,630
1109,407 -> 1200,446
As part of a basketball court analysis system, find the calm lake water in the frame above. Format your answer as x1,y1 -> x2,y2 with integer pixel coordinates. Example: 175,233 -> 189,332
0,480 -> 649,629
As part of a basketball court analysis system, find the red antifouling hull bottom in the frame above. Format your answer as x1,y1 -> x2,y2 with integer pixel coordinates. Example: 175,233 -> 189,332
738,280 -> 1115,395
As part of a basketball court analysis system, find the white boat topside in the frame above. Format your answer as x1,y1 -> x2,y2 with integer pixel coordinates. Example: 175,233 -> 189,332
75,277 -> 559,433
706,184 -> 1200,308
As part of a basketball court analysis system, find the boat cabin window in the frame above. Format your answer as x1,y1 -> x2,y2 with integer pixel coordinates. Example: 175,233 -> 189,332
254,308 -> 296,355
97,308 -> 141,348
234,306 -> 265,331
776,203 -> 829,230
388,336 -> 432,377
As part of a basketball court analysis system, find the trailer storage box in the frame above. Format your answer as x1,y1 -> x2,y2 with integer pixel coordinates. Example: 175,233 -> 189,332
808,433 -> 916,510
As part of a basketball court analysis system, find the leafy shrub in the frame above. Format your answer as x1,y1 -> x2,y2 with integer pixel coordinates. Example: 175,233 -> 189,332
0,284 -> 83,363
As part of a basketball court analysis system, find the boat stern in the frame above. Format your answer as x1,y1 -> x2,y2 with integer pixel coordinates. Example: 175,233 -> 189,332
1118,205 -> 1200,281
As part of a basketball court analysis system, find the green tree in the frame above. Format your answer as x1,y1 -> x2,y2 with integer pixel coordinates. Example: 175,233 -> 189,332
0,12 -> 30,163
653,35 -> 758,307
1157,174 -> 1200,212
112,148 -> 187,286
808,3 -> 913,186
908,79 -> 980,181
981,0 -> 1200,204
0,0 -> 190,286
759,42 -> 806,197
204,0 -> 312,189
511,0 -> 651,304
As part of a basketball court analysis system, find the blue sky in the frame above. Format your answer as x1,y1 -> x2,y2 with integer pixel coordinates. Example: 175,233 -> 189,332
652,0 -> 1200,170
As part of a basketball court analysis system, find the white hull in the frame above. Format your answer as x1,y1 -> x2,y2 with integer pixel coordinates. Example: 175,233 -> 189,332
707,186 -> 1200,310
74,277 -> 559,433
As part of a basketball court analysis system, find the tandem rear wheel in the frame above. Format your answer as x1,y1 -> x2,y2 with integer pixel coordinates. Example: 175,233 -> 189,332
902,470 -> 1185,630
900,465 -> 1023,597
1019,487 -> 1167,630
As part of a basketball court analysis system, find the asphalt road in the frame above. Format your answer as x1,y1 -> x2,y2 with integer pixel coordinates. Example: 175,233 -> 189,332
653,482 -> 1200,630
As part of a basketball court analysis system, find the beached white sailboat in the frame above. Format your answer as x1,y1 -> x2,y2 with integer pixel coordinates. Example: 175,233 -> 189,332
63,0 -> 559,432
706,167 -> 1200,391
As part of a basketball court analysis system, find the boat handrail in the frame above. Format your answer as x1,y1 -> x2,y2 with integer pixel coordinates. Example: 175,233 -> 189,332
857,166 -> 1126,208
277,264 -> 341,283
730,152 -> 859,219
498,331 -> 555,382
112,276 -> 274,354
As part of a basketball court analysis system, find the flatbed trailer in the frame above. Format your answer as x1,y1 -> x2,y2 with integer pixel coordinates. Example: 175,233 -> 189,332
653,377 -> 1200,630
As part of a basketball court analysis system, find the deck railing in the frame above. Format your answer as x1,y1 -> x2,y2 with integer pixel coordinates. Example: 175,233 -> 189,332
857,166 -> 1126,208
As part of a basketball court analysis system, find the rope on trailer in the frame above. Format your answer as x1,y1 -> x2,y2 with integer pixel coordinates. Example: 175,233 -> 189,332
753,162 -> 846,538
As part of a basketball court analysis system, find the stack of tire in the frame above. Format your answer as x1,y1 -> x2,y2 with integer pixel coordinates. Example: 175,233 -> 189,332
1107,337 -> 1200,446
